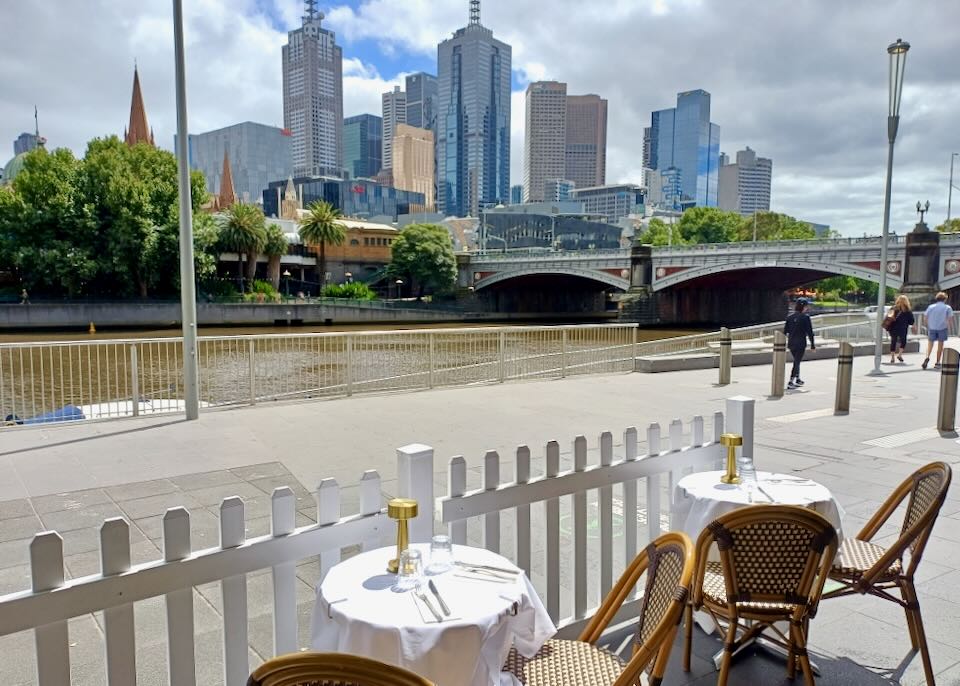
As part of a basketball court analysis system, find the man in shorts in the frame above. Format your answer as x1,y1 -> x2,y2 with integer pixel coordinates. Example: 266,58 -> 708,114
922,291 -> 954,369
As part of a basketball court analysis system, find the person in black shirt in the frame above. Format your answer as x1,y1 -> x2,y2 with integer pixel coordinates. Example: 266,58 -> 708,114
784,299 -> 815,389
886,294 -> 915,364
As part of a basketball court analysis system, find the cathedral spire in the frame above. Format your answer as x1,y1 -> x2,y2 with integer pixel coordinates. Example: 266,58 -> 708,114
218,148 -> 237,210
125,66 -> 154,147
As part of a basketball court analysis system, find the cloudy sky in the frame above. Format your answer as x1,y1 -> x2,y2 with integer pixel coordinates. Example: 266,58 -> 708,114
2,0 -> 958,235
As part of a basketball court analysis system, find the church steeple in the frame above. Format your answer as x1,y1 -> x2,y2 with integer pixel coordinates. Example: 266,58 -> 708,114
218,148 -> 237,210
125,66 -> 155,147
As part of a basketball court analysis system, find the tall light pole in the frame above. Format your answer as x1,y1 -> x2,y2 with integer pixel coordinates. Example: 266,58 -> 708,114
949,152 -> 959,222
872,38 -> 910,375
172,0 -> 199,418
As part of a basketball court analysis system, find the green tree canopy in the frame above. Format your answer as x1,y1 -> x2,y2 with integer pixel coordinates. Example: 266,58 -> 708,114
675,207 -> 741,244
219,202 -> 266,292
298,200 -> 346,289
636,217 -> 688,246
262,223 -> 288,290
936,218 -> 960,233
388,223 -> 457,298
736,212 -> 816,242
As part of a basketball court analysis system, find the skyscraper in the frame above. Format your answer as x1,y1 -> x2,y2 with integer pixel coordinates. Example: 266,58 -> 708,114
13,132 -> 39,156
565,94 -> 607,189
282,1 -> 343,177
405,72 -> 438,132
392,124 -> 435,211
436,0 -> 512,217
649,89 -> 720,209
510,184 -> 523,204
381,85 -> 407,172
343,114 -> 382,179
523,81 -> 567,203
642,127 -> 652,169
718,146 -> 773,215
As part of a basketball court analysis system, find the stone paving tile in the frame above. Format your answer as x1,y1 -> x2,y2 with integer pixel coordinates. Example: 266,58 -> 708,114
0,498 -> 34,520
38,501 -> 127,533
132,507 -> 222,547
0,514 -> 44,543
103,478 -> 178,501
248,475 -> 312,502
229,461 -> 291,482
31,488 -> 110,514
63,539 -> 163,579
168,468 -> 245,492
116,491 -> 204,520
0,563 -> 32,596
186,481 -> 267,508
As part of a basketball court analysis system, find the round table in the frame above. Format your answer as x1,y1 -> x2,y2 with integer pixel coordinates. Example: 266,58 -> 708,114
310,544 -> 556,686
670,470 -> 844,541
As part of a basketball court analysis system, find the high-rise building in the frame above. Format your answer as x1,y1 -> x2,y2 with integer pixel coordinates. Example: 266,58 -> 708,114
13,132 -> 39,156
436,0 -> 512,217
405,73 -> 438,132
183,122 -> 293,204
523,81 -> 567,203
544,178 -> 575,202
343,114 -> 382,179
565,94 -> 607,189
718,146 -> 773,215
282,1 -> 343,177
642,127 -> 652,169
392,124 -> 435,211
570,184 -> 645,222
648,89 -> 720,209
510,184 -> 523,204
381,86 -> 407,172
263,176 -> 425,220
124,66 -> 155,147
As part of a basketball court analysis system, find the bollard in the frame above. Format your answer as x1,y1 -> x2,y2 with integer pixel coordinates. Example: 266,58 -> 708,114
937,348 -> 959,432
718,327 -> 732,385
771,331 -> 786,397
834,341 -> 854,414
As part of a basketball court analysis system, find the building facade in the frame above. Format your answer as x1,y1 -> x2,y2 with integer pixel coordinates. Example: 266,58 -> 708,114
381,85 -> 407,172
570,184 -> 645,222
544,178 -> 575,202
263,176 -> 425,221
510,184 -> 523,204
565,94 -> 607,189
392,124 -> 435,212
523,81 -> 567,203
717,146 -> 772,215
13,133 -> 39,156
436,0 -> 512,217
282,3 -> 343,177
405,72 -> 438,132
649,89 -> 720,209
482,210 -> 623,251
642,126 -> 652,169
184,122 -> 293,203
343,114 -> 382,179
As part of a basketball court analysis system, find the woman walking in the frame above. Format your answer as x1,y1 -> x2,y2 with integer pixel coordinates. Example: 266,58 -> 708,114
887,294 -> 915,364
784,298 -> 815,390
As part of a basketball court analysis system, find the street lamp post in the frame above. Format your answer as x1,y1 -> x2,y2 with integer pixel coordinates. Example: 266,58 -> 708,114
872,38 -> 910,375
949,152 -> 959,222
395,279 -> 403,299
282,269 -> 291,297
345,271 -> 353,284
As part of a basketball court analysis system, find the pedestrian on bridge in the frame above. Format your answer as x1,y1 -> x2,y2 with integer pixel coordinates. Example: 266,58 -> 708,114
887,294 -> 915,365
785,298 -> 815,390
922,291 -> 954,370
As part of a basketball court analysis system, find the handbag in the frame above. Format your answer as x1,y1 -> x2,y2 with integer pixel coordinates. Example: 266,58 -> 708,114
882,312 -> 896,331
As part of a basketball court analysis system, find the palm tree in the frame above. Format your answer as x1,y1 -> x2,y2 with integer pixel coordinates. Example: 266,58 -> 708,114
219,203 -> 266,293
263,223 -> 288,291
298,200 -> 346,290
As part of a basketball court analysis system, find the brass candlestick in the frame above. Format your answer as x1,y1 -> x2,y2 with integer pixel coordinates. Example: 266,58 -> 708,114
386,498 -> 418,573
719,433 -> 743,484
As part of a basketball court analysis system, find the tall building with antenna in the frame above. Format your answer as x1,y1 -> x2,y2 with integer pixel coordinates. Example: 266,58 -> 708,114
282,0 -> 344,177
436,0 -> 512,216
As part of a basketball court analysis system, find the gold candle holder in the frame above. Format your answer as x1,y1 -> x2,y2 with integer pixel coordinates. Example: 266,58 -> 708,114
719,433 -> 743,484
386,498 -> 418,573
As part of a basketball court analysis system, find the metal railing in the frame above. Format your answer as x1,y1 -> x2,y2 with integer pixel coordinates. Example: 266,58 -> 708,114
1,324 -> 639,426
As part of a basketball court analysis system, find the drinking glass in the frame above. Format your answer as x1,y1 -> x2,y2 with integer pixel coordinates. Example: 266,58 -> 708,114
428,534 -> 453,573
738,456 -> 758,501
397,548 -> 423,590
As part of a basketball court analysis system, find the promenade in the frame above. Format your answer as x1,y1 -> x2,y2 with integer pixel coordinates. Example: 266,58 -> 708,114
1,343 -> 959,685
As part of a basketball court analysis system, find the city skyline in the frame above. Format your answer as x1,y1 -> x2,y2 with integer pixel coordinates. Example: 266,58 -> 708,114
1,1 -> 958,233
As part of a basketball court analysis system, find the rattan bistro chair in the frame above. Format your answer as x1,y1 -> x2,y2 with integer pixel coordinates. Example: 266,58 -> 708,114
504,531 -> 694,686
822,461 -> 952,686
682,505 -> 838,686
247,652 -> 435,686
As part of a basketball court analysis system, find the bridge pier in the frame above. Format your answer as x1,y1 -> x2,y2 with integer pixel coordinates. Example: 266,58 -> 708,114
900,218 -> 940,310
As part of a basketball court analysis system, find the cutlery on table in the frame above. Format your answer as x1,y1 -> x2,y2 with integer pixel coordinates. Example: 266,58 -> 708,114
453,572 -> 511,584
415,588 -> 443,622
428,579 -> 451,616
453,561 -> 519,575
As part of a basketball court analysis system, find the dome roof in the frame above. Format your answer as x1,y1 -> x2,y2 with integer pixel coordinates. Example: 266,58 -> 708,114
1,152 -> 29,187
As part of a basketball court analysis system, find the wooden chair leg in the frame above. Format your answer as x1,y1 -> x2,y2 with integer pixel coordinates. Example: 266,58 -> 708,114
903,582 -> 936,686
717,615 -> 738,686
682,603 -> 693,672
649,625 -> 678,686
792,619 -> 815,686
900,581 -> 920,651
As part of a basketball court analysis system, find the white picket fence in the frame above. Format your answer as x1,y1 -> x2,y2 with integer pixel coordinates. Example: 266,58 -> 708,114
0,397 -> 754,686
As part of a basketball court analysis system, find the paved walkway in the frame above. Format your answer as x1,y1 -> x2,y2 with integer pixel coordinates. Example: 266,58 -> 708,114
1,343 -> 959,685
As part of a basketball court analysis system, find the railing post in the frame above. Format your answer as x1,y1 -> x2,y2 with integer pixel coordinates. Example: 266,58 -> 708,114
498,330 -> 506,383
130,344 -> 140,417
248,339 -> 256,405
834,341 -> 854,415
428,332 -> 435,389
561,328 -> 567,378
346,335 -> 354,397
718,327 -> 732,385
771,331 -> 785,398
632,325 -> 638,372
397,443 -> 435,543
938,348 -> 959,432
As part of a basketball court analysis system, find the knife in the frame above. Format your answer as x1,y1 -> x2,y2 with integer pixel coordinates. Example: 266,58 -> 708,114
454,561 -> 520,575
416,589 -> 443,622
428,579 -> 451,616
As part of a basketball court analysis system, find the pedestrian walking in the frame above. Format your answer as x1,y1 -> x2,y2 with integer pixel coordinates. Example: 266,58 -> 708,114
784,298 -> 815,390
922,291 -> 954,369
886,294 -> 915,364
19,289 -> 29,305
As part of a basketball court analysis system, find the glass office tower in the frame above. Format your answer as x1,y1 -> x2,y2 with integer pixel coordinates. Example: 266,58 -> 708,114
649,89 -> 719,209
343,114 -> 382,179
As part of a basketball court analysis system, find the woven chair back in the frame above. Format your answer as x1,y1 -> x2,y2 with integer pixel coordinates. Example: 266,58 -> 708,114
247,652 -> 435,686
635,539 -> 688,646
900,462 -> 951,556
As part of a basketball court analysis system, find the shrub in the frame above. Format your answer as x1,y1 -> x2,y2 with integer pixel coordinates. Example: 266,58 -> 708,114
321,282 -> 377,300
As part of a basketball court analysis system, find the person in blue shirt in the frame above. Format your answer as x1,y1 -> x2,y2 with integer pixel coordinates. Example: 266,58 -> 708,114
784,299 -> 815,389
922,291 -> 954,369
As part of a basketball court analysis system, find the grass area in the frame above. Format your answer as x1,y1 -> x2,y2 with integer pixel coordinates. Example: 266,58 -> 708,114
812,299 -> 850,307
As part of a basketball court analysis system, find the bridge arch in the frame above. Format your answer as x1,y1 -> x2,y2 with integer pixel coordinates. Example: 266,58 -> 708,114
474,266 -> 630,291
653,260 -> 903,291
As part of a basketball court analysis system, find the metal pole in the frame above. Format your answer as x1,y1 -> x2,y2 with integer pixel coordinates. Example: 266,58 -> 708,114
771,331 -> 785,397
718,327 -> 732,385
172,0 -> 199,419
130,344 -> 140,417
949,153 -> 957,222
872,121 -> 898,375
835,341 -> 854,414
937,348 -> 958,432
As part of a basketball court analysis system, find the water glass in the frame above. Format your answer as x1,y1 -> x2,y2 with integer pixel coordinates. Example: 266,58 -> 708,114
738,456 -> 758,499
428,534 -> 453,573
397,548 -> 423,590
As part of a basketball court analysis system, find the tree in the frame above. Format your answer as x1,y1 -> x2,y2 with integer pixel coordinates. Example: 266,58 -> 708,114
388,223 -> 457,298
676,207 -> 741,244
737,212 -> 816,242
219,202 -> 266,293
298,200 -> 346,290
262,223 -> 288,291
636,217 -> 687,246
936,218 -> 960,233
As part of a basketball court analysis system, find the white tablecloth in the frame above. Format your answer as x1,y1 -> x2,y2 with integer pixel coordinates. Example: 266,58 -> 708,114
310,544 -> 556,686
670,470 -> 844,540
